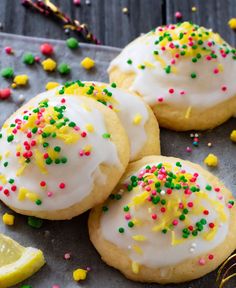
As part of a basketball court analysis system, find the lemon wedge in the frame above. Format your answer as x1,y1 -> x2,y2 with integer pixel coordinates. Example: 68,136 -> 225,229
0,233 -> 45,288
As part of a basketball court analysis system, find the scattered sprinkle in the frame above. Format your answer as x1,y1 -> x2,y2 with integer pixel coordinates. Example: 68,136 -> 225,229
45,82 -> 60,90
58,63 -> 71,75
40,43 -> 54,56
0,88 -> 11,100
73,268 -> 87,282
13,74 -> 29,86
204,153 -> 218,167
41,58 -> 57,71
81,57 -> 95,70
230,130 -> 236,142
228,18 -> 236,30
27,216 -> 43,229
66,37 -> 79,49
2,213 -> 15,225
23,53 -> 35,65
1,67 -> 14,78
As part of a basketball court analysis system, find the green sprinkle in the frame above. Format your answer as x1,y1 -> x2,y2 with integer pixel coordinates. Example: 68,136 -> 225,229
165,65 -> 171,74
27,216 -> 43,229
54,146 -> 61,152
162,229 -> 167,234
192,230 -> 198,236
176,162 -> 182,167
205,185 -> 212,191
191,72 -> 197,79
192,58 -> 197,63
153,50 -> 159,55
58,63 -> 71,75
179,214 -> 185,221
102,206 -> 108,212
183,208 -> 189,214
23,53 -> 35,65
200,218 -> 207,225
7,135 -> 14,142
102,133 -> 111,139
111,83 -> 117,88
35,199 -> 42,205
128,221 -> 134,228
1,67 -> 14,78
115,194 -> 122,200
43,142 -> 49,148
61,157 -> 67,164
127,59 -> 132,65
66,37 -> 79,49
45,157 -> 52,165
50,119 -> 56,125
118,227 -> 125,233
32,127 -> 38,134
161,199 -> 166,205
123,206 -> 129,212
55,159 -> 61,164
3,162 -> 8,167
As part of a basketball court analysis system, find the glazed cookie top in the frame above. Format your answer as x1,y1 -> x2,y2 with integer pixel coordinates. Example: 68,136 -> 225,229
109,22 -> 236,110
100,157 -> 235,272
0,93 -> 121,211
57,81 -> 149,161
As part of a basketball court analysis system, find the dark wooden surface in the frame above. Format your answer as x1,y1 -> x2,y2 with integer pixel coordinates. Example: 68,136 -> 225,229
0,0 -> 235,48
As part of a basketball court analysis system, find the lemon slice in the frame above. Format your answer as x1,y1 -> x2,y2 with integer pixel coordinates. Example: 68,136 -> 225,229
0,233 -> 45,288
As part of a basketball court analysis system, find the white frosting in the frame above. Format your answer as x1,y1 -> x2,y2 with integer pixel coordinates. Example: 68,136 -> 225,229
101,159 -> 230,268
109,22 -> 236,110
91,83 -> 149,161
0,94 -> 120,211
58,82 -> 150,161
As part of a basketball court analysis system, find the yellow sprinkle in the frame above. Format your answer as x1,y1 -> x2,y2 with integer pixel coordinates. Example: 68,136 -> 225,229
230,130 -> 236,142
5,151 -> 10,157
16,163 -> 27,176
0,174 -> 7,184
34,149 -> 47,174
228,18 -> 236,30
184,106 -> 192,119
132,114 -> 143,125
80,57 -> 95,70
85,123 -> 94,133
26,192 -> 39,202
131,191 -> 149,206
191,6 -> 197,12
132,245 -> 143,255
132,235 -> 147,242
131,261 -> 140,274
73,268 -> 87,282
2,213 -> 15,226
41,58 -> 57,71
143,61 -> 155,68
45,81 -> 60,90
13,74 -> 29,86
11,83 -> 17,88
204,153 -> 218,167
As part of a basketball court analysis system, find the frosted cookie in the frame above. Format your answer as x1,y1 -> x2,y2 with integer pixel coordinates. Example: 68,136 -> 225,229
89,155 -> 236,283
0,92 -> 130,220
52,81 -> 160,161
108,22 -> 236,131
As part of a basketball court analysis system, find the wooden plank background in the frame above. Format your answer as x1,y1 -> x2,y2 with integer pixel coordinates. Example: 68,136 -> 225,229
0,0 -> 235,47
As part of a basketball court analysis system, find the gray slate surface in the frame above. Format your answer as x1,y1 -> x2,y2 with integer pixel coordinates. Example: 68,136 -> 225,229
0,0 -> 236,47
0,32 -> 235,288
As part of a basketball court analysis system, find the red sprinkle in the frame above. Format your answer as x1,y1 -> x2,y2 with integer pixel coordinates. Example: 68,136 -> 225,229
59,183 -> 66,189
0,88 -> 11,99
5,46 -> 13,54
40,43 -> 54,56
